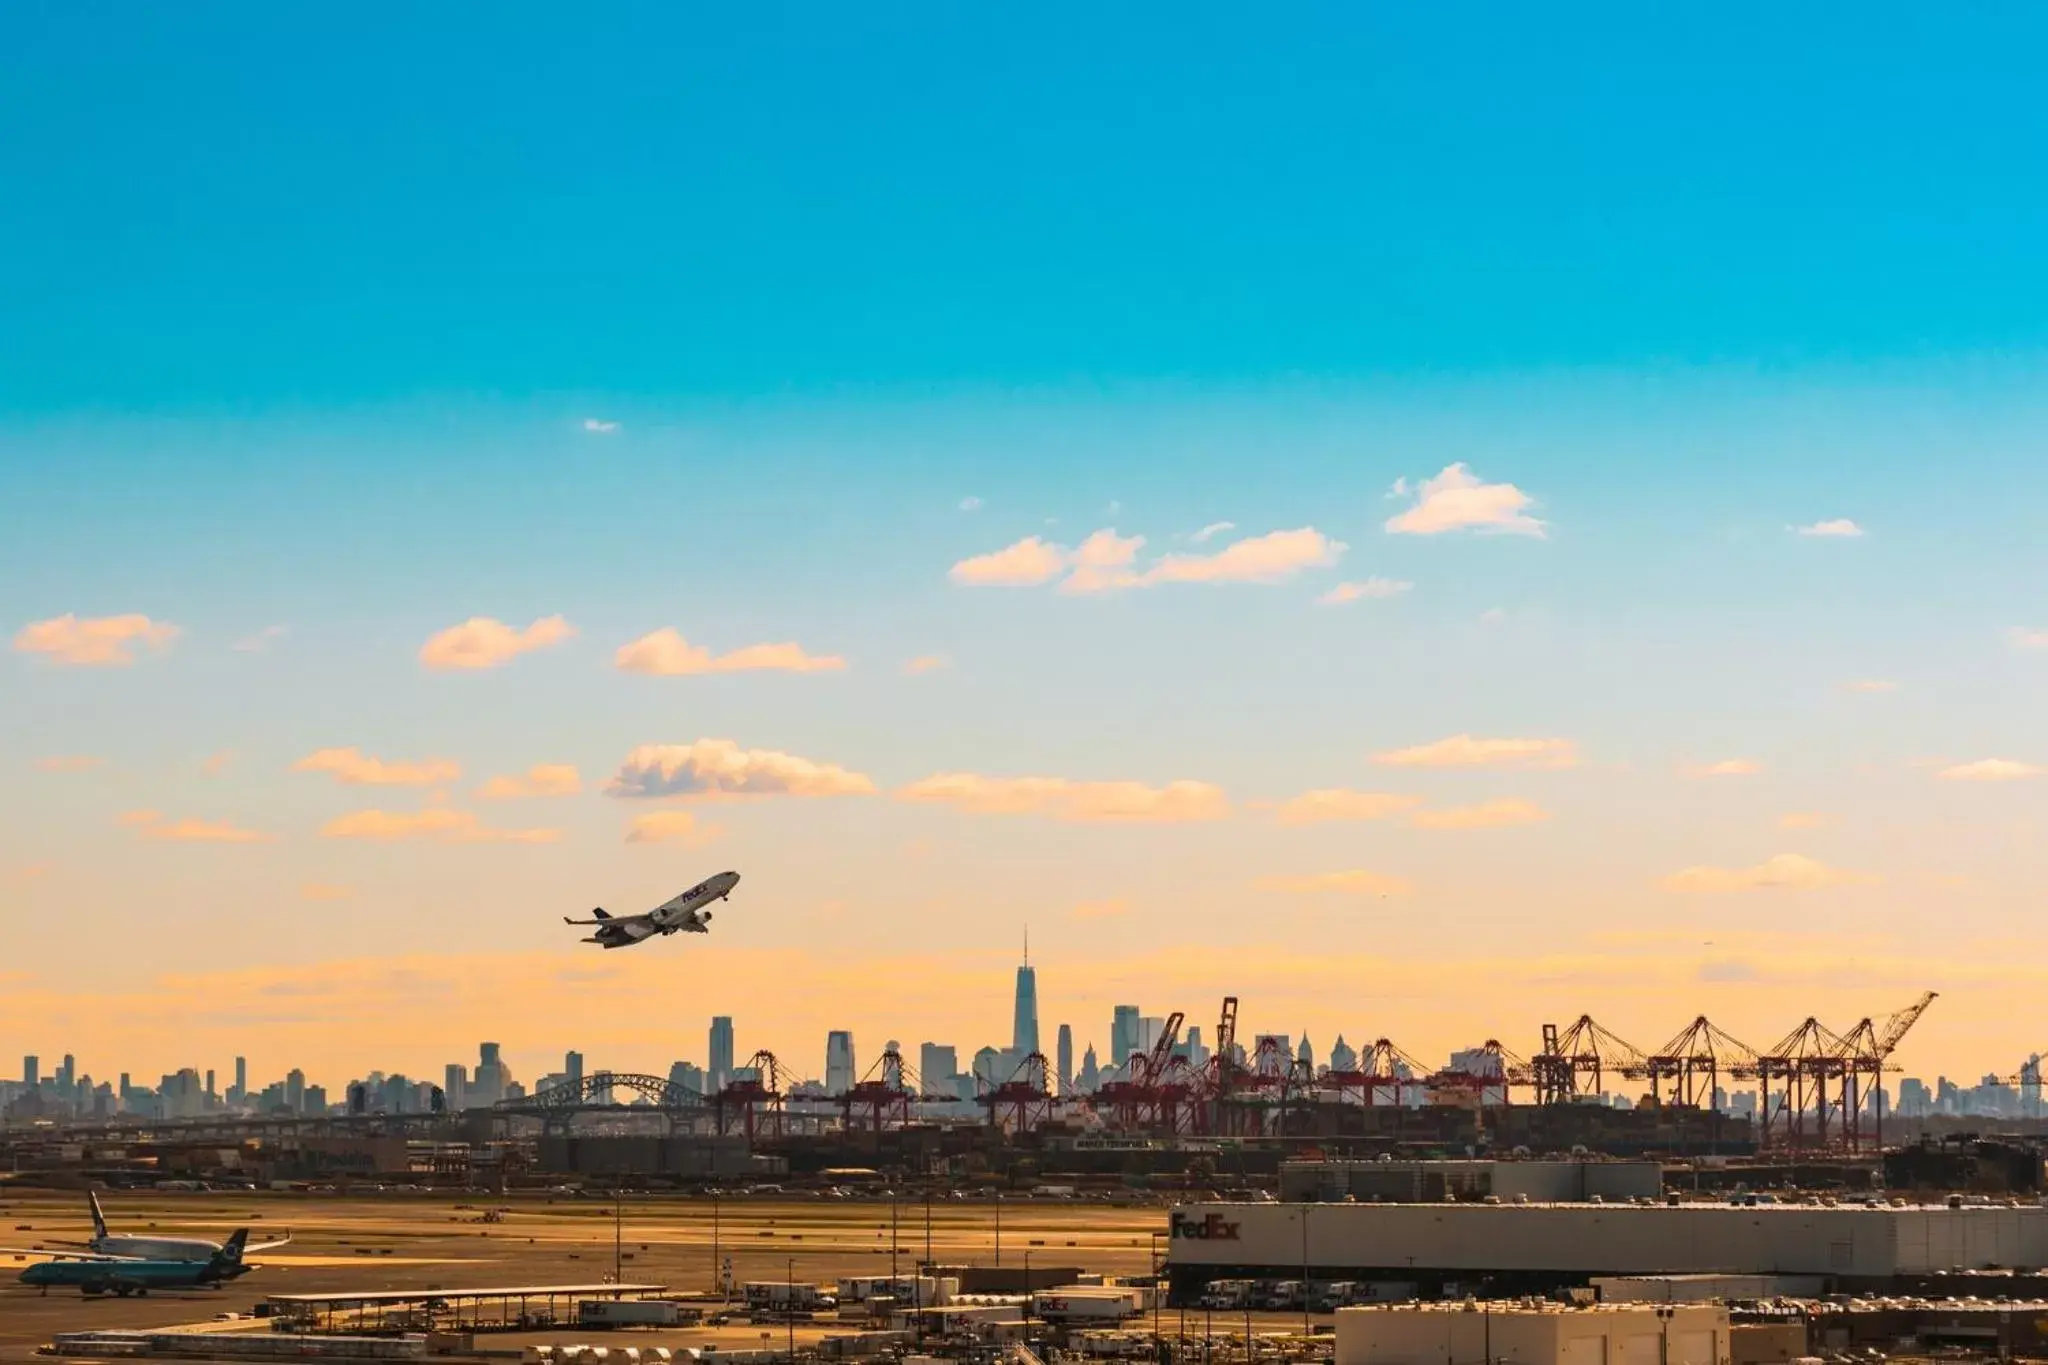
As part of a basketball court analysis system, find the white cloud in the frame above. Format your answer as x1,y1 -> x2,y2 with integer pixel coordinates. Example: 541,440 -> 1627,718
1273,790 -> 1420,825
898,773 -> 1229,824
1255,870 -> 1411,897
419,615 -> 574,671
1190,521 -> 1236,543
1373,734 -> 1579,770
475,764 -> 582,800
1056,529 -> 1149,595
1319,577 -> 1413,605
293,747 -> 462,787
582,418 -> 620,433
1794,519 -> 1865,538
1409,799 -> 1549,831
1478,607 -> 1508,625
903,654 -> 949,675
949,536 -> 1068,587
14,613 -> 181,667
1125,527 -> 1344,589
1384,464 -> 1546,537
2007,627 -> 2048,651
954,526 -> 1344,594
1938,758 -> 2042,782
232,625 -> 288,653
1662,853 -> 1876,893
321,808 -> 559,844
1686,759 -> 1763,778
607,739 -> 877,800
624,810 -> 722,846
958,496 -> 983,512
614,628 -> 846,676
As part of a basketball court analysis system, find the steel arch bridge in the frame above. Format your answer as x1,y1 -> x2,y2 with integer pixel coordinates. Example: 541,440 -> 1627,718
494,1072 -> 707,1134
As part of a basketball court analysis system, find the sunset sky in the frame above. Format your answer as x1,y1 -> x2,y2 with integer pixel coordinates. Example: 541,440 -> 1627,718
5,7 -> 2048,1090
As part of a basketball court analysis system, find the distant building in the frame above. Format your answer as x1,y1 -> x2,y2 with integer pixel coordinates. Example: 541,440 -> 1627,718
669,1060 -> 704,1097
825,1030 -> 857,1095
1079,1044 -> 1100,1092
1111,1005 -> 1142,1066
1013,949 -> 1040,1059
1137,1015 -> 1166,1058
972,1045 -> 1003,1088
443,1063 -> 467,1111
565,1050 -> 585,1092
1297,1035 -> 1315,1072
1056,1024 -> 1074,1094
1329,1035 -> 1359,1074
709,1016 -> 735,1091
1254,1035 -> 1291,1077
920,1043 -> 959,1096
21,1056 -> 37,1089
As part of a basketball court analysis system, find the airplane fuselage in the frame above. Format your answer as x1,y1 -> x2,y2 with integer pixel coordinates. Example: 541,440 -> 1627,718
92,1235 -> 226,1261
20,1257 -> 245,1293
573,871 -> 740,948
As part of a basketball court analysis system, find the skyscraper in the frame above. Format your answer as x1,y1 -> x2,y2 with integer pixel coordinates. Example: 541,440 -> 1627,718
22,1056 -> 38,1088
565,1050 -> 585,1092
920,1043 -> 959,1094
233,1056 -> 247,1101
1111,1005 -> 1141,1066
444,1062 -> 467,1111
825,1030 -> 857,1095
1012,941 -> 1039,1059
709,1016 -> 735,1088
1056,1024 -> 1074,1095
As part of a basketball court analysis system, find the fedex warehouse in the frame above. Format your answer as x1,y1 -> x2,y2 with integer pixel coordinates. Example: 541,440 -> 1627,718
1164,1203 -> 2048,1302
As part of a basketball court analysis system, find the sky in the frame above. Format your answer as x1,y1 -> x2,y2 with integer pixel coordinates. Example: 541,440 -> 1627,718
4,6 -> 2048,1093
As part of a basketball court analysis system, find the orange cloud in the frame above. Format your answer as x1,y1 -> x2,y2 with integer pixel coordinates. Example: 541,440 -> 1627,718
1778,812 -> 1830,830
201,751 -> 233,777
13,613 -> 181,666
623,810 -> 722,846
300,883 -> 353,901
607,740 -> 877,800
897,773 -> 1229,824
293,747 -> 462,786
1102,527 -> 1344,592
903,654 -> 949,675
614,628 -> 846,676
950,536 -> 1067,586
1410,799 -> 1549,831
1687,759 -> 1763,778
33,755 -> 105,773
1373,734 -> 1579,770
1273,789 -> 1420,825
474,764 -> 582,800
1842,680 -> 1897,694
418,615 -> 574,671
1938,758 -> 2042,781
1385,465 -> 1545,537
1795,518 -> 1865,538
955,526 -> 1345,594
321,808 -> 559,844
1320,577 -> 1412,605
122,811 -> 272,843
1661,853 -> 1876,894
1255,870 -> 1412,896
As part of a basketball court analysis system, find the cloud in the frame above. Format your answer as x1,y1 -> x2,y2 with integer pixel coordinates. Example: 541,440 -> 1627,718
582,418 -> 620,433
1070,898 -> 1131,921
897,774 -> 1229,824
1056,529 -> 1148,595
232,625 -> 288,654
2006,627 -> 2048,651
1937,758 -> 2042,781
903,654 -> 949,675
1409,799 -> 1549,831
1478,607 -> 1508,625
1778,812 -> 1830,830
607,740 -> 877,800
614,628 -> 846,676
950,536 -> 1068,587
300,883 -> 353,902
1190,521 -> 1236,543
201,751 -> 233,777
1686,759 -> 1763,778
1384,464 -> 1546,537
34,755 -> 105,773
1319,577 -> 1413,605
122,811 -> 273,844
418,615 -> 574,671
1372,734 -> 1579,770
321,808 -> 559,844
14,613 -> 180,667
1124,527 -> 1344,589
1661,853 -> 1877,893
1273,789 -> 1421,825
1255,870 -> 1412,897
1794,518 -> 1865,538
474,764 -> 582,800
1696,959 -> 1761,984
958,496 -> 983,512
292,747 -> 462,787
18,862 -> 54,882
624,810 -> 722,846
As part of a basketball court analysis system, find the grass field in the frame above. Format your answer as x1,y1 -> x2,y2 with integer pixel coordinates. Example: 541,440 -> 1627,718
0,1189 -> 1216,1361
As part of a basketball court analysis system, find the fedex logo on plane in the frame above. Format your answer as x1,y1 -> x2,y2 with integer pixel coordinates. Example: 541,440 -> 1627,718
1171,1212 -> 1241,1241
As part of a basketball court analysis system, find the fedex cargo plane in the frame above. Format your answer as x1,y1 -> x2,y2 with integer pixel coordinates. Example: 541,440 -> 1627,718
564,871 -> 740,949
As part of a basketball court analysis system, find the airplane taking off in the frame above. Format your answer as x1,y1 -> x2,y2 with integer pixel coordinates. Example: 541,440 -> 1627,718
564,870 -> 740,949
40,1192 -> 292,1262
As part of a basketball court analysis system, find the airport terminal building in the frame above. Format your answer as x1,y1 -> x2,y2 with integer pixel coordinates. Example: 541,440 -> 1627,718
1164,1201 -> 2048,1301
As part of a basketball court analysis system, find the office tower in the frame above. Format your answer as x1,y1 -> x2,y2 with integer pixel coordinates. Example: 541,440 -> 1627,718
566,1050 -> 585,1091
444,1063 -> 467,1111
1297,1035 -> 1315,1071
1184,1026 -> 1209,1070
669,1060 -> 705,1096
1111,1005 -> 1141,1066
205,1069 -> 216,1099
1254,1035 -> 1291,1076
59,1055 -> 76,1090
920,1043 -> 958,1095
1329,1036 -> 1358,1073
1012,940 -> 1040,1059
709,1016 -> 735,1089
825,1030 -> 857,1095
1079,1044 -> 1100,1091
22,1056 -> 37,1088
972,1046 -> 1003,1087
285,1068 -> 307,1114
234,1056 -> 247,1100
1137,1015 -> 1165,1059
1056,1025 -> 1074,1095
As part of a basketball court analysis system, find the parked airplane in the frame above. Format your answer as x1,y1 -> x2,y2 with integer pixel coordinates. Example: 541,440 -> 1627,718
564,870 -> 741,949
38,1192 -> 291,1261
13,1229 -> 255,1296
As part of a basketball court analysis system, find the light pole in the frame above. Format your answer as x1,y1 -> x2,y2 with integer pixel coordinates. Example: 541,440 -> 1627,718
891,1196 -> 899,1283
786,1257 -> 796,1362
1299,1204 -> 1310,1340
613,1190 -> 623,1284
994,1193 -> 1002,1267
712,1192 -> 723,1302
1024,1250 -> 1033,1327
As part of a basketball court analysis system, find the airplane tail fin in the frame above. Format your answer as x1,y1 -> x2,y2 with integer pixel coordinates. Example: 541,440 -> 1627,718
591,908 -> 611,919
218,1229 -> 250,1265
88,1191 -> 108,1241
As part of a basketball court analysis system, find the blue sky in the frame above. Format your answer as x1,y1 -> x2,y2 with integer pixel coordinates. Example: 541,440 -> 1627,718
4,6 -> 2047,1087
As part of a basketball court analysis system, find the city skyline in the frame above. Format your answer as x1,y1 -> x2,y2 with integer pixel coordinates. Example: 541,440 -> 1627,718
7,10 -> 2048,1085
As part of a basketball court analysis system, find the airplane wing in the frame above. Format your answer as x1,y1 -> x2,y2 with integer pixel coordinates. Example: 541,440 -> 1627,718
245,1233 -> 292,1254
